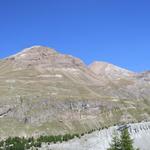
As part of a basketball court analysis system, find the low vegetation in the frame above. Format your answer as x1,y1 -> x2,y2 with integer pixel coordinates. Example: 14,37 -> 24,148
0,124 -> 141,150
0,133 -> 81,150
0,125 -> 112,150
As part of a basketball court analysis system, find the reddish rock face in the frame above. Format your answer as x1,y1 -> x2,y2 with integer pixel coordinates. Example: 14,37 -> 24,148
7,46 -> 86,69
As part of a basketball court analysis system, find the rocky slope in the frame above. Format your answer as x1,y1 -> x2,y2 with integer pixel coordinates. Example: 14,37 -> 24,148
43,121 -> 150,150
137,71 -> 150,83
89,61 -> 134,79
0,46 -> 149,138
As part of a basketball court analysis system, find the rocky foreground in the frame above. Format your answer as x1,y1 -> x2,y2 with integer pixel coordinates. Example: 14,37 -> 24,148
40,121 -> 150,150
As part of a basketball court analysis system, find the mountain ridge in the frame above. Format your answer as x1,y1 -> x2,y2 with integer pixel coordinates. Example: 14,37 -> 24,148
0,46 -> 149,138
4,45 -> 148,73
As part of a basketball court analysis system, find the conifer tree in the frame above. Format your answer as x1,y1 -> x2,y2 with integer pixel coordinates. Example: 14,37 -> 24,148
120,128 -> 134,150
107,128 -> 140,150
107,133 -> 121,150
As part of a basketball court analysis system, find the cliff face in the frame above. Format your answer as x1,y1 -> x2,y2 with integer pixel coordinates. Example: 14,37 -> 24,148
43,121 -> 150,150
0,46 -> 150,137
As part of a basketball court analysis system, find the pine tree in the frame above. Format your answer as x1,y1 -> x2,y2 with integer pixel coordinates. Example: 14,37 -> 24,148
120,128 -> 134,150
107,133 -> 121,150
107,128 -> 140,150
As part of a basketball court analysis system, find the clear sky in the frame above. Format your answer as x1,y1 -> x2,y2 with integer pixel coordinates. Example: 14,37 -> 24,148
0,0 -> 150,72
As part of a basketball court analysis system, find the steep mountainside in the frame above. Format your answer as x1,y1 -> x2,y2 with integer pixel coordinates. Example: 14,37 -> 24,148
89,61 -> 150,101
0,46 -> 150,138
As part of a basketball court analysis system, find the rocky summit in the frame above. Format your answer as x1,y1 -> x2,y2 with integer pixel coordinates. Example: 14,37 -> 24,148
0,46 -> 150,138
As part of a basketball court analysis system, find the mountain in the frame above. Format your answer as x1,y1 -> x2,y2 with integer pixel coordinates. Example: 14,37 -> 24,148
136,71 -> 150,83
89,61 -> 134,79
0,46 -> 150,138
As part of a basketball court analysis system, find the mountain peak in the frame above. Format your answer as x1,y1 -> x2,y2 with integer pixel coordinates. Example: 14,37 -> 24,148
9,46 -> 58,59
6,46 -> 85,69
89,61 -> 134,79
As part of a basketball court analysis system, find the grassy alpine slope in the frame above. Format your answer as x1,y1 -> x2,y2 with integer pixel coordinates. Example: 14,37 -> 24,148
0,46 -> 149,138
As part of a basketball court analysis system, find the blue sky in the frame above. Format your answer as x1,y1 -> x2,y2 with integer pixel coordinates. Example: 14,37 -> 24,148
0,0 -> 150,72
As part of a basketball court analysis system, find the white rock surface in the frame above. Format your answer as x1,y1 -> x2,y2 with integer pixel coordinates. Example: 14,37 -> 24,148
40,122 -> 150,150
